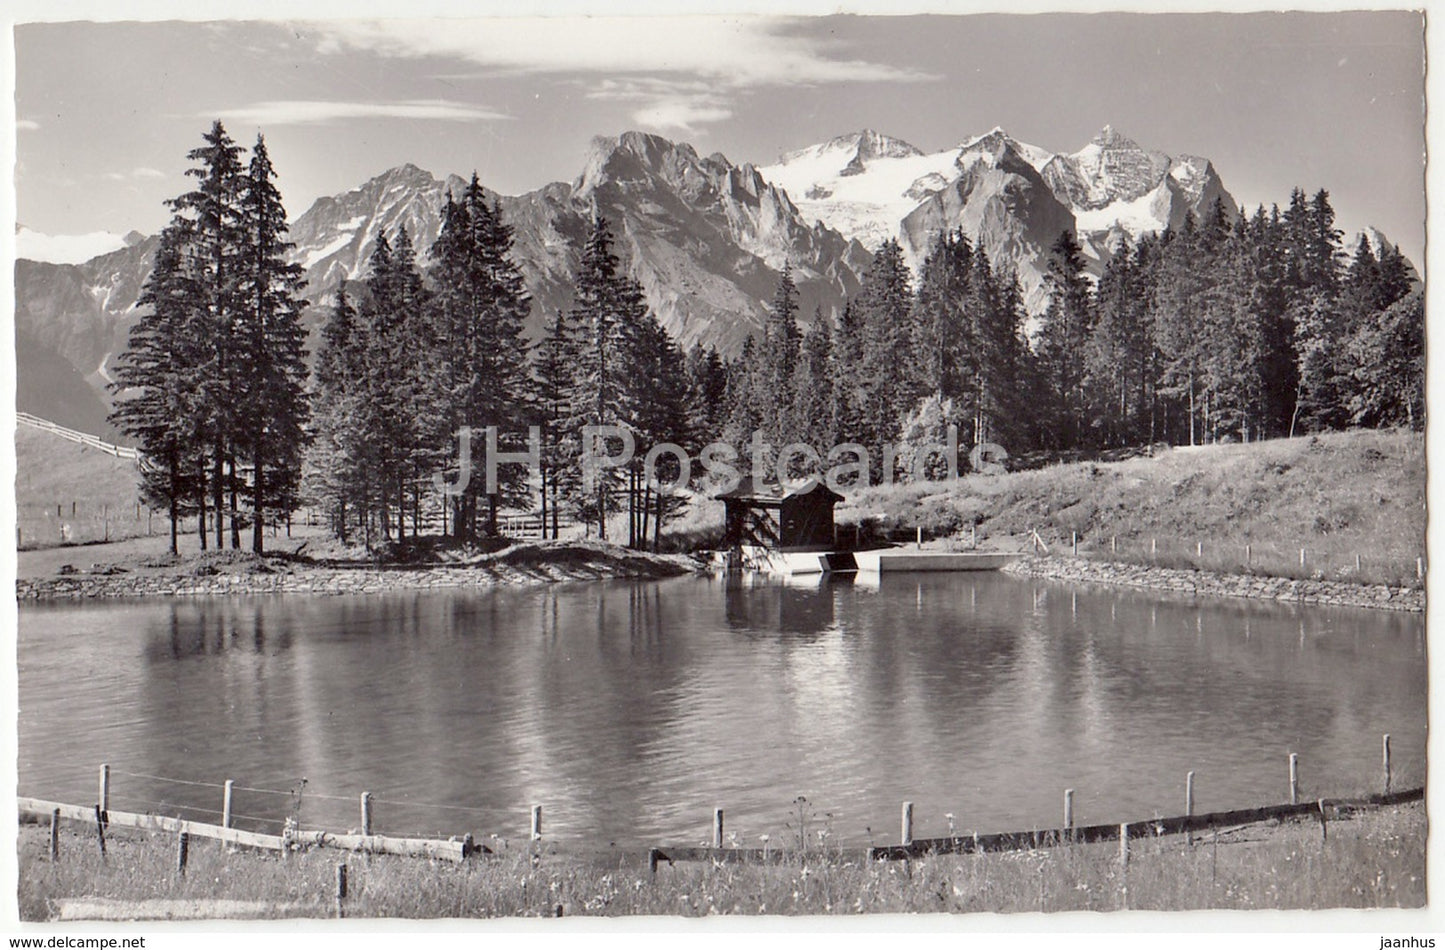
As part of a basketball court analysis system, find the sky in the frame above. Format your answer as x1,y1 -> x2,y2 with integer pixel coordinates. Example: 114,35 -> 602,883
11,9 -> 1427,265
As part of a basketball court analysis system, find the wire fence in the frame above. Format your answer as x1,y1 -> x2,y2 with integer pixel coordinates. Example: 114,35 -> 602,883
1049,532 -> 1425,589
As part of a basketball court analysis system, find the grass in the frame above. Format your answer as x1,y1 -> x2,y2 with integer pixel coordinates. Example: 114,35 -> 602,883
18,802 -> 1425,920
831,429 -> 1425,588
15,426 -> 152,549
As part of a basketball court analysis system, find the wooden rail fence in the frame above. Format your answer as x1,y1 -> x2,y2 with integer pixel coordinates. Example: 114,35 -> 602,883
25,745 -> 1419,872
20,797 -> 471,862
17,412 -> 139,460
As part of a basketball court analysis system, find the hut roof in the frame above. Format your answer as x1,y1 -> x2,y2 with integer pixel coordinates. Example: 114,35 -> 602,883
714,476 -> 843,504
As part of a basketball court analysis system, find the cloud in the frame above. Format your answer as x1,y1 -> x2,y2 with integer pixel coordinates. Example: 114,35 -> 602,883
17,119 -> 39,131
632,99 -> 734,135
15,226 -> 127,265
304,18 -> 933,133
587,77 -> 734,134
308,17 -> 933,89
102,166 -> 168,182
210,98 -> 511,126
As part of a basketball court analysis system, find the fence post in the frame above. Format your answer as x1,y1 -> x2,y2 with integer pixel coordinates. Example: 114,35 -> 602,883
1417,557 -> 1424,581
93,805 -> 106,859
1071,532 -> 1078,556
531,805 -> 542,841
1355,553 -> 1362,573
1383,734 -> 1392,795
1186,770 -> 1196,846
359,792 -> 373,837
713,808 -> 724,849
1151,538 -> 1157,559
1118,823 -> 1129,867
1289,753 -> 1300,805
1300,548 -> 1307,570
901,801 -> 913,846
222,780 -> 235,829
1245,543 -> 1251,566
98,764 -> 110,816
176,831 -> 189,875
335,863 -> 348,918
49,808 -> 60,862
1111,535 -> 1117,555
917,526 -> 922,549
1063,789 -> 1074,838
1196,540 -> 1203,558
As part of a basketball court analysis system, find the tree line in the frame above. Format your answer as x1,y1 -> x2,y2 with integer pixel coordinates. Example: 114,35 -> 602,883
720,190 -> 1421,481
112,123 -> 1423,553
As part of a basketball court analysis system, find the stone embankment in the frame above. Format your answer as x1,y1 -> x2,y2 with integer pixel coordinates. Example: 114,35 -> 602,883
1002,555 -> 1424,612
17,546 -> 696,602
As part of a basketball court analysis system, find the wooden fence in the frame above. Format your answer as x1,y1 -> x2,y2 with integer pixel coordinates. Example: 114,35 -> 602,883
17,412 -> 139,460
23,743 -> 1417,873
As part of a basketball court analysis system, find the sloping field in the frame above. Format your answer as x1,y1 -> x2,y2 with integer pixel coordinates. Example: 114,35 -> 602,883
15,423 -> 152,548
842,429 -> 1426,586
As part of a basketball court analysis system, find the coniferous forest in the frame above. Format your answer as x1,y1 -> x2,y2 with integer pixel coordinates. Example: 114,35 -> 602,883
110,123 -> 1425,554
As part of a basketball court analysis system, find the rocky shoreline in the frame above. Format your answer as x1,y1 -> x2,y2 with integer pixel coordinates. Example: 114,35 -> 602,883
16,546 -> 1425,612
1001,554 -> 1424,612
16,547 -> 696,602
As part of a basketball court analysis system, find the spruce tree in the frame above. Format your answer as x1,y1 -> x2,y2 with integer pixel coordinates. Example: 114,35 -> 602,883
1035,230 -> 1095,447
429,176 -> 533,539
559,217 -> 648,538
168,120 -> 247,547
235,134 -> 310,552
533,310 -> 582,539
109,221 -> 206,554
854,238 -> 916,460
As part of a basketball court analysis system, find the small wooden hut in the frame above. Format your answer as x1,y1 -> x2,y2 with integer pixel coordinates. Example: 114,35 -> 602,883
716,477 -> 842,552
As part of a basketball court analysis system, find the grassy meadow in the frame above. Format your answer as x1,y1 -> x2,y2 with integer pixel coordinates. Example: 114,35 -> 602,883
828,428 -> 1425,586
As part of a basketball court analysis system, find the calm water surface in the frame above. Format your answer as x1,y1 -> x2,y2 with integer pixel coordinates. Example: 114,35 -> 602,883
18,573 -> 1426,847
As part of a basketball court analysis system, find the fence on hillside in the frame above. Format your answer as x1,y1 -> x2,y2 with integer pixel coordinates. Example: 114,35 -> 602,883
17,412 -> 139,460
1044,530 -> 1425,590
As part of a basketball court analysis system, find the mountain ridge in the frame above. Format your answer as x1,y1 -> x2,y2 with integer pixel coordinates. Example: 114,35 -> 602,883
14,124 -> 1408,432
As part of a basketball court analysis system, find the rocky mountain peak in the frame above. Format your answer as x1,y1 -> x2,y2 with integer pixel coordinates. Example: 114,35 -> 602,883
1090,124 -> 1141,150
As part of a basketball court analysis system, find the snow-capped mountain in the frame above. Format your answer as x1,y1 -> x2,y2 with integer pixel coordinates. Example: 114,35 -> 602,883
897,129 -> 1076,314
11,123 -> 1410,433
760,124 -> 1239,297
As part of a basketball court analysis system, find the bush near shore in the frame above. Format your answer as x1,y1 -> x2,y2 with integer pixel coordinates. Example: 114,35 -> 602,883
18,802 -> 1424,920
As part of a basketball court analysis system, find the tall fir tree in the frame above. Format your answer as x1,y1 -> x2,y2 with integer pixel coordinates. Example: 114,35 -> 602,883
235,134 -> 310,552
168,120 -> 247,547
429,175 -> 534,539
559,217 -> 649,538
1035,230 -> 1095,447
109,221 -> 207,554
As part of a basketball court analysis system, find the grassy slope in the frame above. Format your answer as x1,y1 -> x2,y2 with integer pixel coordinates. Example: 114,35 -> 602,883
18,803 -> 1425,919
15,425 -> 151,548
838,429 -> 1425,585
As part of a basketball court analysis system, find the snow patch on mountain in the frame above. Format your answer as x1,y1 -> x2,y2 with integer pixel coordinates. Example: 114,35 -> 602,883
760,132 -> 959,249
1073,183 -> 1171,237
304,233 -> 355,268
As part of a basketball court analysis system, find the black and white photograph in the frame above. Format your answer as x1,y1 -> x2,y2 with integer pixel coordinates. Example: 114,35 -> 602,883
4,2 -> 1434,942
